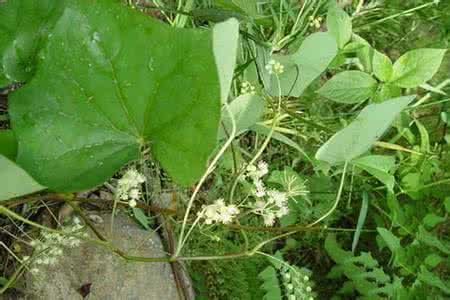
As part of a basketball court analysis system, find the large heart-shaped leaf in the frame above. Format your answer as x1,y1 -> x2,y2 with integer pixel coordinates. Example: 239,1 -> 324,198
9,0 -> 237,192
0,155 -> 45,201
315,95 -> 415,164
0,0 -> 65,87
0,129 -> 17,161
265,32 -> 338,97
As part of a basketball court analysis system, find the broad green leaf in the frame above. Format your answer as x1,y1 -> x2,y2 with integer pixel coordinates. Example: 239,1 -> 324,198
0,155 -> 45,200
318,71 -> 378,104
266,32 -> 337,97
218,94 -> 265,139
0,129 -> 17,160
9,0 -> 237,191
0,0 -> 65,86
315,95 -> 415,164
213,18 -> 240,103
132,207 -> 151,230
326,1 -> 352,49
390,49 -> 447,88
373,50 -> 393,82
352,155 -> 396,191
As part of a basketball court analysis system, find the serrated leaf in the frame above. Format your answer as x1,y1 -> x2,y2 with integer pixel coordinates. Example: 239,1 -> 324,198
373,50 -> 393,82
0,155 -> 45,200
9,0 -> 237,191
316,96 -> 415,164
0,0 -> 65,86
418,266 -> 450,294
0,129 -> 17,160
266,32 -> 337,97
326,1 -> 352,48
318,70 -> 378,103
352,155 -> 396,191
218,94 -> 265,139
390,49 -> 447,88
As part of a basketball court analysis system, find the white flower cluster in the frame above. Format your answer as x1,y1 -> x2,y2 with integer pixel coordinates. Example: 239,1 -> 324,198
308,16 -> 323,29
116,168 -> 146,208
281,266 -> 315,300
241,81 -> 256,95
265,59 -> 285,75
245,161 -> 290,226
24,218 -> 86,274
198,199 -> 240,225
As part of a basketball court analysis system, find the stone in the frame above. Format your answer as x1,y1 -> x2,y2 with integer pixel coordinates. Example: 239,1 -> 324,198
20,211 -> 180,300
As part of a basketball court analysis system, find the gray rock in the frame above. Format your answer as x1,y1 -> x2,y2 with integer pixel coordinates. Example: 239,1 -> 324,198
22,212 -> 180,300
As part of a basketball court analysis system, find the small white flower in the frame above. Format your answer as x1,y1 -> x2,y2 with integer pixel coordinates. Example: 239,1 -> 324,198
265,59 -> 284,75
257,161 -> 269,177
267,190 -> 288,207
129,188 -> 140,200
30,268 -> 39,274
254,179 -> 266,197
303,275 -> 309,282
263,212 -> 275,226
306,286 -> 312,292
241,81 -> 256,95
129,199 -> 137,208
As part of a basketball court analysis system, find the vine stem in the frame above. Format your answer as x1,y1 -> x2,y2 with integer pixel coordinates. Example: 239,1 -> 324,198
307,161 -> 348,227
174,102 -> 237,257
229,75 -> 283,203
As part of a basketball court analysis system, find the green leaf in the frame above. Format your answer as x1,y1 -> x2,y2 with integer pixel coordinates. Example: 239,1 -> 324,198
418,266 -> 450,294
0,129 -> 17,160
132,207 -> 151,230
373,50 -> 393,82
266,32 -> 337,97
316,96 -> 415,164
9,0 -> 237,191
0,0 -> 65,86
213,18 -> 240,103
390,49 -> 447,88
422,213 -> 446,229
318,71 -> 378,103
416,226 -> 450,255
218,94 -> 265,139
250,124 -> 311,161
373,83 -> 401,103
352,192 -> 369,253
0,155 -> 45,201
352,155 -> 396,191
377,227 -> 401,255
326,1 -> 352,48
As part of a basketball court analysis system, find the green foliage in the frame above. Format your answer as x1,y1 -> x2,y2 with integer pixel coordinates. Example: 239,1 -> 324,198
0,0 -> 65,86
7,0 -> 237,192
326,0 -> 352,49
0,129 -> 17,161
0,155 -> 44,201
266,32 -> 338,97
315,96 -> 415,164
317,70 -> 378,104
325,234 -> 397,300
219,94 -> 265,139
390,49 -> 447,88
